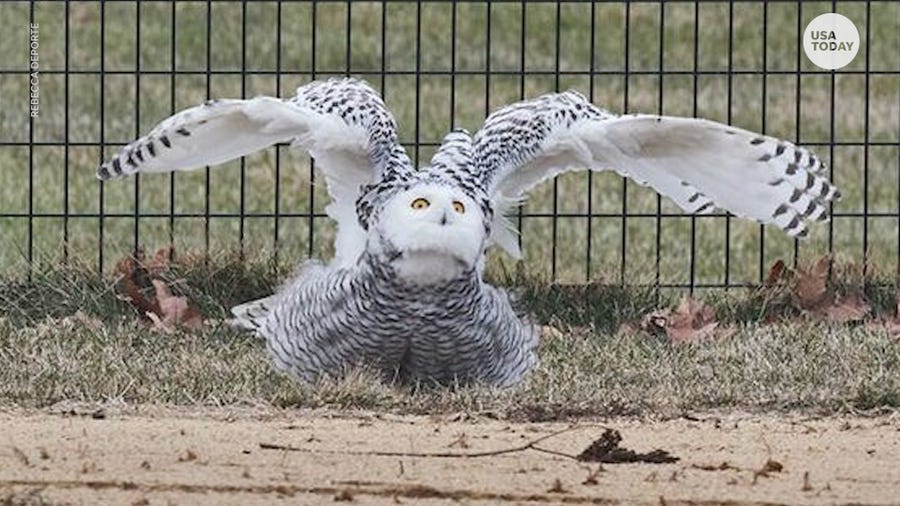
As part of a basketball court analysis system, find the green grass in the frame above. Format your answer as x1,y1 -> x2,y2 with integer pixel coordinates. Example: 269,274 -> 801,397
0,2 -> 898,416
0,1 -> 897,285
0,258 -> 897,417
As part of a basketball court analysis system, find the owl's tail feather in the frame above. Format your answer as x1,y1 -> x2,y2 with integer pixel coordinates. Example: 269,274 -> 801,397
230,295 -> 277,334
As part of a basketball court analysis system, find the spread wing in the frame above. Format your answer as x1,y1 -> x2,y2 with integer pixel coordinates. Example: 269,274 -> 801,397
98,78 -> 412,268
472,91 -> 839,258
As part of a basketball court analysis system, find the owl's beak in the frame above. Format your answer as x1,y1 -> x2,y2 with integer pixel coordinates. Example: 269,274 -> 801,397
439,211 -> 449,226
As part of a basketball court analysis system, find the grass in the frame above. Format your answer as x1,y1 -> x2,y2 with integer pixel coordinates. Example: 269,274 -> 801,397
0,1 -> 897,285
0,257 -> 897,418
0,2 -> 897,416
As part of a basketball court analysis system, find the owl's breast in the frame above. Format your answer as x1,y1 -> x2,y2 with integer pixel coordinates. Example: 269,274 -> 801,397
261,262 -> 537,386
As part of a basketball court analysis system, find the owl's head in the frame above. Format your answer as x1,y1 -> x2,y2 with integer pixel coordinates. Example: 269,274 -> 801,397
373,182 -> 487,285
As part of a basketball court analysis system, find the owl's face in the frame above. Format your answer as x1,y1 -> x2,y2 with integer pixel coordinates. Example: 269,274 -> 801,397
374,183 -> 486,284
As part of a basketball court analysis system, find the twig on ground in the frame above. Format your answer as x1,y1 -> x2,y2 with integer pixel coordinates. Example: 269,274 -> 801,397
259,424 -> 590,460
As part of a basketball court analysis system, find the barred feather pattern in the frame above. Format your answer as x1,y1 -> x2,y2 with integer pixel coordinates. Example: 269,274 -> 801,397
473,90 -> 610,190
288,79 -> 417,232
97,77 -> 839,389
258,253 -> 539,387
471,90 -> 839,243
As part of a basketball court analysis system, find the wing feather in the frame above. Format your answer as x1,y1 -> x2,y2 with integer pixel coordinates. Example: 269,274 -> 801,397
473,92 -> 838,258
98,78 -> 411,268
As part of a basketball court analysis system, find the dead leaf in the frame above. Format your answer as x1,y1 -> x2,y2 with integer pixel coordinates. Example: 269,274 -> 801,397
765,259 -> 788,286
114,248 -> 204,331
665,296 -> 735,344
150,279 -> 204,332
640,309 -> 669,336
114,250 -> 161,318
792,255 -> 833,311
633,297 -> 735,343
823,293 -> 870,323
147,245 -> 175,275
577,429 -> 678,464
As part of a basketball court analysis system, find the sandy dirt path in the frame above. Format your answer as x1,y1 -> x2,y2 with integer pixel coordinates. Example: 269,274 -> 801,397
1,406 -> 898,505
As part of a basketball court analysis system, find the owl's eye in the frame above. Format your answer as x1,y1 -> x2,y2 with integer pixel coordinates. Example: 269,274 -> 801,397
410,198 -> 430,210
452,201 -> 466,214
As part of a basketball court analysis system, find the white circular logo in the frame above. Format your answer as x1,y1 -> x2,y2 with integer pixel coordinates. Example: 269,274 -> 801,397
803,13 -> 860,70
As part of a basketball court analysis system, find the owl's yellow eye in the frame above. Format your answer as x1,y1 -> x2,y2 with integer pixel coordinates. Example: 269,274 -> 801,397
411,198 -> 430,210
452,201 -> 466,214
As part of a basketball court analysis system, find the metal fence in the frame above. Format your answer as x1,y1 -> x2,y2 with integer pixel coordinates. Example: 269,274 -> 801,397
1,1 -> 898,290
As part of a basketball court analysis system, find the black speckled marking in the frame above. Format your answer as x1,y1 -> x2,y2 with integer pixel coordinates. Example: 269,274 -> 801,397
805,172 -> 816,190
786,215 -> 801,230
803,201 -> 817,217
159,135 -> 171,148
773,203 -> 789,217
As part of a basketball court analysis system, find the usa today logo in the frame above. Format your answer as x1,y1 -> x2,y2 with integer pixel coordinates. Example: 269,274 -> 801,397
803,13 -> 860,70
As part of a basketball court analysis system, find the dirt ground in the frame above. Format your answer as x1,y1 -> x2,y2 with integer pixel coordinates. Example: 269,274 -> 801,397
1,406 -> 898,505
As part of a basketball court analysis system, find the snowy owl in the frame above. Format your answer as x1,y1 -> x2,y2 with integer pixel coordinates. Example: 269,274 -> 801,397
98,78 -> 838,387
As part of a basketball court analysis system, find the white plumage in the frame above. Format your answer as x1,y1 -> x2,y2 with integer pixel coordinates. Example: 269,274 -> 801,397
99,78 -> 838,386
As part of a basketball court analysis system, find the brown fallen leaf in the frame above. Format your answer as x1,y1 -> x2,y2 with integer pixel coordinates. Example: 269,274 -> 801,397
664,296 -> 736,344
640,309 -> 670,336
147,245 -> 175,275
114,250 -> 161,319
632,297 -> 735,343
149,279 -> 204,332
114,248 -> 204,331
792,255 -> 833,311
823,293 -> 870,323
577,429 -> 678,464
765,259 -> 788,286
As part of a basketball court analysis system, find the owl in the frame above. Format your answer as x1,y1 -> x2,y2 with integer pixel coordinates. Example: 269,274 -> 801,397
99,78 -> 838,387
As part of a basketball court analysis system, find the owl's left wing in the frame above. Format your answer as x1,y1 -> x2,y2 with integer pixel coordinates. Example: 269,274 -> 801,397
473,92 -> 839,258
98,78 -> 411,268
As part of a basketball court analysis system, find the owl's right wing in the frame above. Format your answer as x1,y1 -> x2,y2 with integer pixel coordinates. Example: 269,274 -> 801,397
97,78 -> 411,268
473,91 -> 839,259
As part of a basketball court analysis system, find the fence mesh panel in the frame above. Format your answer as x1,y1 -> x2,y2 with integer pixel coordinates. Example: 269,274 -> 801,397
1,1 -> 898,292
